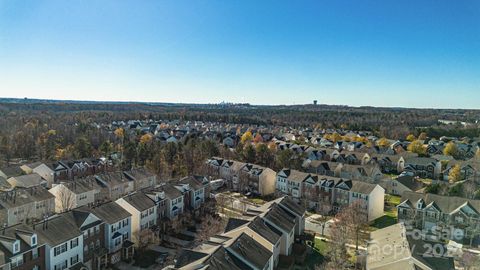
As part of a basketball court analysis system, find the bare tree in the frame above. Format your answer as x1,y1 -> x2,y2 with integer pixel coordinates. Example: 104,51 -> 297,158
194,215 -> 226,246
56,184 -> 76,212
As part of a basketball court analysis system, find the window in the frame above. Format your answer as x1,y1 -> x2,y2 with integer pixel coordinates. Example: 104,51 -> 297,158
70,254 -> 79,265
84,244 -> 89,254
95,226 -> 100,235
455,216 -> 464,223
71,238 -> 78,249
96,239 -> 100,248
83,230 -> 88,239
123,232 -> 129,241
54,260 -> 67,270
10,255 -> 23,268
54,243 -> 68,256
32,247 -> 38,259
114,237 -> 121,247
123,219 -> 129,227
13,241 -> 20,254
31,235 -> 37,246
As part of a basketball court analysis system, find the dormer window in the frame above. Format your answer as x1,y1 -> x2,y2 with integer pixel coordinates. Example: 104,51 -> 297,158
31,234 -> 37,246
13,240 -> 20,254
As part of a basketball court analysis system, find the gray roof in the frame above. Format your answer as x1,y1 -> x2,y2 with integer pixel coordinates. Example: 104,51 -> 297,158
228,233 -> 272,270
8,174 -> 44,188
279,169 -> 311,183
264,204 -> 295,232
247,217 -> 281,244
400,191 -> 480,214
279,196 -> 305,217
0,187 -> 54,209
349,181 -> 378,194
90,201 -> 131,224
34,215 -> 82,246
122,192 -> 155,211
396,176 -> 424,192
162,184 -> 183,199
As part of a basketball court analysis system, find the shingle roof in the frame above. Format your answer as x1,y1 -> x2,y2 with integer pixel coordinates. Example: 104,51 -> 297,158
247,217 -> 281,244
90,201 -> 131,224
349,181 -> 378,194
228,233 -> 272,270
400,191 -> 480,214
34,215 -> 82,246
122,192 -> 155,211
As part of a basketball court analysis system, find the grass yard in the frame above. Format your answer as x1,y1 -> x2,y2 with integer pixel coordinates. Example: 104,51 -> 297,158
370,206 -> 398,230
387,195 -> 401,206
304,238 -> 328,269
314,238 -> 329,254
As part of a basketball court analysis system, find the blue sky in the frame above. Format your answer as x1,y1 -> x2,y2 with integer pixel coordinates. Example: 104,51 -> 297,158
0,0 -> 479,108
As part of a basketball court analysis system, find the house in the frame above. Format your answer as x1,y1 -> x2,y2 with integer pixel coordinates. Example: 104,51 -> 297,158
223,217 -> 282,267
238,164 -> 276,196
89,202 -> 134,264
332,180 -> 384,222
222,137 -> 235,147
245,201 -> 297,257
335,163 -> 383,182
116,192 -> 157,245
226,233 -> 274,270
94,172 -> 134,201
7,174 -> 47,189
219,160 -> 247,189
0,223 -> 46,270
0,187 -> 55,226
397,192 -> 480,246
366,223 -> 454,270
276,169 -> 316,203
0,167 -> 24,179
123,169 -> 157,191
317,178 -> 384,222
368,154 -> 405,174
174,176 -> 206,212
162,184 -> 184,219
33,214 -> 84,270
48,179 -> 100,213
20,162 -> 55,188
62,208 -> 108,270
175,233 -> 274,270
402,157 -> 442,179
384,175 -> 424,196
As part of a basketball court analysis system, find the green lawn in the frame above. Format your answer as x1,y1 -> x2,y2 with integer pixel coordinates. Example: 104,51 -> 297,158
387,195 -> 401,206
370,207 -> 398,230
314,238 -> 328,254
305,238 -> 328,269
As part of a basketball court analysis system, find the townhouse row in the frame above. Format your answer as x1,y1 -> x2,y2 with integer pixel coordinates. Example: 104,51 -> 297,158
206,157 -> 385,222
175,196 -> 306,270
0,175 -> 210,270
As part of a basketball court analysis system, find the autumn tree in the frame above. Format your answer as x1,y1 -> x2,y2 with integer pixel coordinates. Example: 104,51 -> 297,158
376,137 -> 390,147
443,141 -> 458,157
448,164 -> 462,183
241,130 -> 253,144
406,134 -> 416,142
407,140 -> 426,155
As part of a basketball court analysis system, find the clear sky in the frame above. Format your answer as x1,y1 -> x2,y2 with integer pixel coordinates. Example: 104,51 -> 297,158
0,1 -> 479,108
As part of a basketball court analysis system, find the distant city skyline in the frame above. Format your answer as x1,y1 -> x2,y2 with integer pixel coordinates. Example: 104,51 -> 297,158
1,1 -> 479,109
